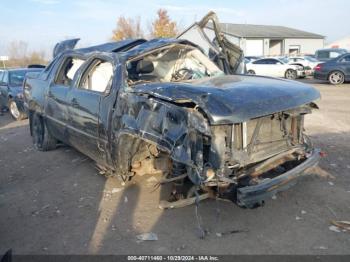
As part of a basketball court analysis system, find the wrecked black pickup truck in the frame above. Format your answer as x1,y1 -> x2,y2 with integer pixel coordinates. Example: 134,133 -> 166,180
24,12 -> 321,208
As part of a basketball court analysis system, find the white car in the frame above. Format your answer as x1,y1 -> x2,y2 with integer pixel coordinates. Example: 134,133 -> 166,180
246,58 -> 305,79
286,56 -> 321,75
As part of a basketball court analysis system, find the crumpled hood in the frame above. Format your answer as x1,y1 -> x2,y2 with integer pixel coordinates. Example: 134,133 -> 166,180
132,75 -> 320,124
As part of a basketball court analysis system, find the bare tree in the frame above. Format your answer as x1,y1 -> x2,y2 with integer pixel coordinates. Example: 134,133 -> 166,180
2,41 -> 47,68
111,16 -> 144,41
7,40 -> 28,60
26,50 -> 47,65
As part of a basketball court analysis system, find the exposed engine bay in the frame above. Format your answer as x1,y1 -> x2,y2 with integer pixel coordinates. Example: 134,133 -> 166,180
119,100 -> 319,208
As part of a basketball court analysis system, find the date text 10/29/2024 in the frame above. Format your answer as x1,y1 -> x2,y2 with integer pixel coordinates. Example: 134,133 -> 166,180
127,256 -> 219,261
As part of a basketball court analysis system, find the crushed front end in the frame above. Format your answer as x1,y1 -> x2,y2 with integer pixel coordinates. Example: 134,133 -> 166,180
193,104 -> 321,208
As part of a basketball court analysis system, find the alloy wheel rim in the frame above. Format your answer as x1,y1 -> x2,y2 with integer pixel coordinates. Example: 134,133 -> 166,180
286,70 -> 296,79
330,72 -> 343,84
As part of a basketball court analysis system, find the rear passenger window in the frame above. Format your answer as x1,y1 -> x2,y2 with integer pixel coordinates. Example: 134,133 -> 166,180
317,51 -> 329,59
39,58 -> 57,80
268,59 -> 279,64
55,57 -> 85,86
330,52 -> 340,58
253,59 -> 266,64
79,59 -> 113,93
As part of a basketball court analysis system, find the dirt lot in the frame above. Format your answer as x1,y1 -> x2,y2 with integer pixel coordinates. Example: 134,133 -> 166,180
1,79 -> 350,255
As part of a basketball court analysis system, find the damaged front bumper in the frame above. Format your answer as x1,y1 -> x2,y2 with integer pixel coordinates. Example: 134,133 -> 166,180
237,148 -> 321,208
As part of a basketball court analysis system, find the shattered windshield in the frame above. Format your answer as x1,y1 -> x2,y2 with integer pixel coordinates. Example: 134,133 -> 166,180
126,44 -> 224,86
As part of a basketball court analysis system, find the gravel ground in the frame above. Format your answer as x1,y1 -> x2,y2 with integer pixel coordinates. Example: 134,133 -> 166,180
0,79 -> 350,255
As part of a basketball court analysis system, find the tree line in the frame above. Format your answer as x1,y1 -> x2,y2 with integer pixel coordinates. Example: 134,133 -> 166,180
1,8 -> 178,68
112,9 -> 178,40
1,41 -> 47,69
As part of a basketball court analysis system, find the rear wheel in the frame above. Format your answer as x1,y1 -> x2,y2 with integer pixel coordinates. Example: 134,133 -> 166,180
9,99 -> 25,121
32,113 -> 57,151
328,71 -> 345,85
285,69 -> 297,80
247,70 -> 256,75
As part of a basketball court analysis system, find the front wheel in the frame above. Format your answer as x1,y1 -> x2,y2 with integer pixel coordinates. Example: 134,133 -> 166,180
285,69 -> 297,80
247,70 -> 256,75
9,99 -> 26,121
31,113 -> 57,151
328,71 -> 345,85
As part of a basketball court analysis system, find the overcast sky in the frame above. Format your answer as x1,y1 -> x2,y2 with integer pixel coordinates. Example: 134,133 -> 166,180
0,0 -> 348,56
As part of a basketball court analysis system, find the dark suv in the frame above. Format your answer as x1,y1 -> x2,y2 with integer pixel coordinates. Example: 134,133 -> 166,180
0,68 -> 43,120
314,53 -> 350,84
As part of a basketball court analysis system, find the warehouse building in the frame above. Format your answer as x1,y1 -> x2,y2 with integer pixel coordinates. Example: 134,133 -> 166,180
195,23 -> 325,56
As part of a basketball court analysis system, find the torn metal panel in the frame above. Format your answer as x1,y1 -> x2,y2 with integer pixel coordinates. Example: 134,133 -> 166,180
177,11 -> 244,74
53,38 -> 80,58
237,149 -> 321,208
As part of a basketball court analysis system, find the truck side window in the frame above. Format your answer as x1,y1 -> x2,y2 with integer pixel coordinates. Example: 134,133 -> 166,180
39,58 -> 56,80
79,59 -> 113,93
55,57 -> 85,86
317,51 -> 329,59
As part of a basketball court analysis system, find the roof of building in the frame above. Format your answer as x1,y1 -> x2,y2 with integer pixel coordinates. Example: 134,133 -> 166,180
207,23 -> 324,39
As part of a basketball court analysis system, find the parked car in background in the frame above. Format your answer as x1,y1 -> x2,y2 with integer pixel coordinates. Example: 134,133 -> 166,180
246,58 -> 305,79
315,48 -> 348,62
314,53 -> 350,84
0,67 -> 44,120
245,56 -> 261,63
305,54 -> 316,59
287,56 -> 321,76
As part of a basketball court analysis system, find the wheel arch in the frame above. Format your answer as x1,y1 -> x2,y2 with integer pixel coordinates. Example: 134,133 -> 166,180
327,69 -> 346,78
111,131 -> 172,178
27,100 -> 44,114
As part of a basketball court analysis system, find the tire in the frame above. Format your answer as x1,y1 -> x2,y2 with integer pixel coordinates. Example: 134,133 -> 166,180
328,71 -> 345,85
8,99 -> 26,121
285,69 -> 297,80
31,113 -> 57,151
247,70 -> 256,75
